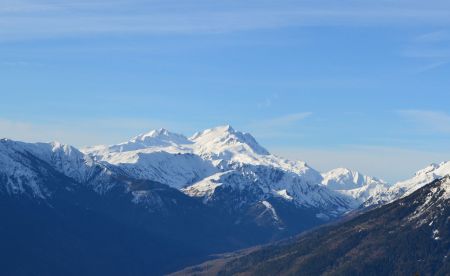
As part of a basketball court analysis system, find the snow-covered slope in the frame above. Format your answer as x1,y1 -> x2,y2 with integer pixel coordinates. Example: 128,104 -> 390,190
109,151 -> 218,189
0,139 -> 49,198
394,162 -> 450,197
83,125 -> 323,189
83,126 -> 366,218
190,126 -> 318,176
323,163 -> 450,208
85,128 -> 192,157
365,161 -> 450,206
408,175 -> 450,227
81,125 -> 450,212
85,126 -> 318,174
85,125 -> 424,218
322,168 -> 390,204
0,139 -> 103,198
190,125 -> 269,165
83,126 -> 355,215
84,128 -> 217,188
322,168 -> 384,190
184,165 -> 350,216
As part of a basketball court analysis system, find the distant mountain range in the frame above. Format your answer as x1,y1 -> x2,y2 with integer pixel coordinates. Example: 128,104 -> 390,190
1,125 -> 449,275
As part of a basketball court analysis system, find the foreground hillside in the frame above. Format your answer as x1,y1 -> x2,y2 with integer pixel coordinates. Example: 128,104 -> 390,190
177,176 -> 450,276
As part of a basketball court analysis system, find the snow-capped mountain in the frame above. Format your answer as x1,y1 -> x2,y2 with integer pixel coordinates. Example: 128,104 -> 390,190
85,128 -> 193,156
83,125 -> 355,218
84,125 -> 317,178
190,125 -> 270,165
189,125 -> 321,177
322,168 -> 390,205
84,129 -> 217,189
0,138 -> 102,198
322,168 -> 385,190
184,165 -> 350,216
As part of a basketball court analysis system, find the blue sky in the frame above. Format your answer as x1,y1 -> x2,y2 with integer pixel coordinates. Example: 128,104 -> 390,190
1,0 -> 450,182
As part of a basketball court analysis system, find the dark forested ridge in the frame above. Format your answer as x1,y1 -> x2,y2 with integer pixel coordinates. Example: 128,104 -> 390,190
176,177 -> 450,276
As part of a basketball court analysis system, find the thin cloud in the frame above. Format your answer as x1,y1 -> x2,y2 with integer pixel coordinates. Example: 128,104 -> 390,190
403,48 -> 450,59
1,60 -> 35,66
415,60 -> 450,73
415,30 -> 450,43
2,1 -> 450,41
259,112 -> 312,128
257,93 -> 279,109
398,109 -> 450,134
404,30 -> 450,73
247,112 -> 312,139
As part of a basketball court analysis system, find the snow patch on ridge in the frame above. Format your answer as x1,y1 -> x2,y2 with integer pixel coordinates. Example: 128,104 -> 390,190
182,171 -> 229,198
261,200 -> 280,222
407,176 -> 450,228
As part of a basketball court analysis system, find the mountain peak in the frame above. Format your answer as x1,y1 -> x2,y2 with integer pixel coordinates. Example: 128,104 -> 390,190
414,163 -> 439,177
120,128 -> 191,150
327,167 -> 353,175
221,124 -> 235,132
190,125 -> 269,156
132,128 -> 186,142
84,128 -> 192,154
147,128 -> 170,136
414,161 -> 450,177
322,167 -> 366,189
190,125 -> 235,140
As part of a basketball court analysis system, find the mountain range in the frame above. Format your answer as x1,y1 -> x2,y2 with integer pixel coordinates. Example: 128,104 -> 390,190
1,125 -> 449,275
186,176 -> 450,275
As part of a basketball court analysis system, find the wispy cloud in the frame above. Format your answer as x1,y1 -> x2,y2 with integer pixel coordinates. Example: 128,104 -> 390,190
257,93 -> 279,109
414,60 -> 450,73
1,60 -> 36,67
404,29 -> 450,73
247,112 -> 312,139
2,0 -> 450,41
398,109 -> 450,134
403,48 -> 450,59
261,112 -> 312,128
415,30 -> 450,43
